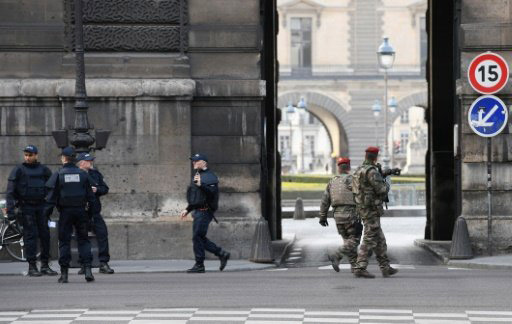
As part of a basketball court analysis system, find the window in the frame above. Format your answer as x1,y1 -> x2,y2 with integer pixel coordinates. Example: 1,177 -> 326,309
308,113 -> 316,125
279,135 -> 290,153
400,132 -> 409,154
290,17 -> 312,76
400,110 -> 409,124
305,135 -> 315,157
420,16 -> 427,76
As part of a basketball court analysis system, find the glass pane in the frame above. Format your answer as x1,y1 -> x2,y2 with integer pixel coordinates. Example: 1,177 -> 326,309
290,18 -> 300,30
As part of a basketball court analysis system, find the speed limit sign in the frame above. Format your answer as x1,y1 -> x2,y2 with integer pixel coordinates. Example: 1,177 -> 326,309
468,52 -> 509,94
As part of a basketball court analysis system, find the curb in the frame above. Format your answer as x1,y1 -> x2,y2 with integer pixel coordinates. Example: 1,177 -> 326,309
0,262 -> 276,277
275,234 -> 297,267
446,261 -> 512,271
414,239 -> 512,270
414,239 -> 450,264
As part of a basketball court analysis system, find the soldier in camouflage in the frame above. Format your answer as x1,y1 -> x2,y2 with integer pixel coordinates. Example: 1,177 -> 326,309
319,157 -> 362,273
351,146 -> 398,279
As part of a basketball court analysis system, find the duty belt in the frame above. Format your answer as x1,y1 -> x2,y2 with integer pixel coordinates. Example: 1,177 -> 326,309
21,200 -> 45,205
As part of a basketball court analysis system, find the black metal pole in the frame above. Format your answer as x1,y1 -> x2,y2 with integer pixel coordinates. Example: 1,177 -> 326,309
487,137 -> 492,255
71,0 -> 95,153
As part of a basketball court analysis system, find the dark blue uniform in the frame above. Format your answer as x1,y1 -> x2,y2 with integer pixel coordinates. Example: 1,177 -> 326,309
86,168 -> 110,263
6,163 -> 52,263
186,169 -> 222,264
44,163 -> 96,268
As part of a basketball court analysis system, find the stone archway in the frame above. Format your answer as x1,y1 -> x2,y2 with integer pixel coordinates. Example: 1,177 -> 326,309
278,91 -> 350,157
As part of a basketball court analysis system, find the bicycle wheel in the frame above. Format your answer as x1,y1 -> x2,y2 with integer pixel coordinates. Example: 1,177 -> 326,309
3,223 -> 26,262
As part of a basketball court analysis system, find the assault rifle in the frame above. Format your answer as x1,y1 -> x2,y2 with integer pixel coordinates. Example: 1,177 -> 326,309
376,163 -> 401,209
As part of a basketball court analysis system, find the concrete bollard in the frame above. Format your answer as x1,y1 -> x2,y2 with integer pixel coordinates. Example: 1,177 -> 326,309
249,217 -> 274,263
449,216 -> 473,259
293,197 -> 305,220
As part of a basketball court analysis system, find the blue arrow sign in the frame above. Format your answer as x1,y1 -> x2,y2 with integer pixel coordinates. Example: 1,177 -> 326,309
468,95 -> 509,137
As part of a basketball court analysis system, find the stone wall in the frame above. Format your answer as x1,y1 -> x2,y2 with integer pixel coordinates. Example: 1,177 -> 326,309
459,0 -> 512,255
0,0 -> 266,260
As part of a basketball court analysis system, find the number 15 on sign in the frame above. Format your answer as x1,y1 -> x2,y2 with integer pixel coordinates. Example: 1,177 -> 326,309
468,52 -> 509,95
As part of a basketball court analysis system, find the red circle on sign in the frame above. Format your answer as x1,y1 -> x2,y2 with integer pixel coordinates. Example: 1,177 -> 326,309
468,53 -> 509,94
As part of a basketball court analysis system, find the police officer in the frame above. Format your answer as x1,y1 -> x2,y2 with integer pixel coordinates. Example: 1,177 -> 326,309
319,157 -> 362,273
351,147 -> 397,278
180,153 -> 230,273
44,147 -> 96,283
4,145 -> 57,276
76,152 -> 114,274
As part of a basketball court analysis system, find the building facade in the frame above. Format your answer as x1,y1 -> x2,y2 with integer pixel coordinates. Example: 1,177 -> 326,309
0,0 -> 279,259
277,0 -> 428,170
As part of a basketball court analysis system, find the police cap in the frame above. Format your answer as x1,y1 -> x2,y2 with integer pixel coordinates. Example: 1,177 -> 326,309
189,153 -> 208,162
23,145 -> 38,154
76,152 -> 95,162
61,146 -> 76,157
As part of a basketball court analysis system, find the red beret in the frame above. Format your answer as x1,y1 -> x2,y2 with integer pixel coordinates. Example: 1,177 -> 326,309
365,146 -> 380,154
337,157 -> 350,165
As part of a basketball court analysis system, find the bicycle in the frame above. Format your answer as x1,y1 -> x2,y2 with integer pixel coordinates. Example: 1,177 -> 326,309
0,199 -> 40,262
0,213 -> 33,261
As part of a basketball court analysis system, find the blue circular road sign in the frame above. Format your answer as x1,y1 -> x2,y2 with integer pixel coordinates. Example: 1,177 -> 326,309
468,95 -> 509,137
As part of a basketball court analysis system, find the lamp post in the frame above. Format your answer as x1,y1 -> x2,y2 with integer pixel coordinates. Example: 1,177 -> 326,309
388,96 -> 398,167
296,97 -> 307,173
377,37 -> 395,168
372,100 -> 382,147
285,102 -> 296,169
51,0 -> 110,153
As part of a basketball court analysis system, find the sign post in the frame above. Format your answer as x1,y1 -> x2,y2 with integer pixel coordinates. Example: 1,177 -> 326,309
467,95 -> 509,255
468,52 -> 509,255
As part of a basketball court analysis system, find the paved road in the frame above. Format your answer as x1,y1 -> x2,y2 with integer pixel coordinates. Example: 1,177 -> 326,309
282,217 -> 440,267
0,267 -> 511,319
1,217 -> 511,323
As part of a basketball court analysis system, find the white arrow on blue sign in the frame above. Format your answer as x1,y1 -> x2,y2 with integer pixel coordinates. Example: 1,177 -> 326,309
468,95 -> 509,137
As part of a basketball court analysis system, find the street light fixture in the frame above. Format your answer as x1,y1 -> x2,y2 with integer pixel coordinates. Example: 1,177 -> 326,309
377,37 -> 395,168
51,0 -> 110,153
372,100 -> 382,146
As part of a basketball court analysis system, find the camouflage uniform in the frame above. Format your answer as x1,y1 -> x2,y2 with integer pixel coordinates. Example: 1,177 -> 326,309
319,173 -> 361,268
352,160 -> 392,273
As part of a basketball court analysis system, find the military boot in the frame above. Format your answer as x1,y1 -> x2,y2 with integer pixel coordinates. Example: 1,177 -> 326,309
187,263 -> 205,273
28,262 -> 42,277
382,266 -> 398,278
218,250 -> 230,271
77,265 -> 85,275
99,262 -> 115,274
58,267 -> 68,283
84,265 -> 95,282
328,253 -> 341,272
40,261 -> 58,276
353,269 -> 375,279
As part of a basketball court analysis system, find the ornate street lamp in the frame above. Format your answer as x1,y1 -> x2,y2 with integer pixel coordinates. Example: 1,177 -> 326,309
377,37 -> 396,167
52,0 -> 110,153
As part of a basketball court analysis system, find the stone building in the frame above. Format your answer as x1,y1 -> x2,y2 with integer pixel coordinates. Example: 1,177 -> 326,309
277,0 -> 428,168
0,0 -> 279,259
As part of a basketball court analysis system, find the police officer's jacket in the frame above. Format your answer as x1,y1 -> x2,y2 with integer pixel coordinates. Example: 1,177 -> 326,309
87,168 -> 109,214
6,162 -> 52,213
186,169 -> 219,213
45,163 -> 95,211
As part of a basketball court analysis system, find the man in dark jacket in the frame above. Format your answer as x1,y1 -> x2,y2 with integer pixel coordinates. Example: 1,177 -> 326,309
44,147 -> 96,283
4,145 -> 57,276
76,152 -> 114,274
180,153 -> 230,273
